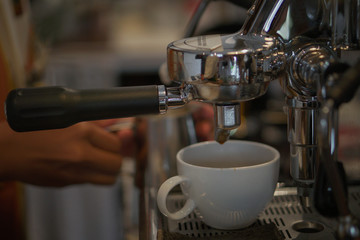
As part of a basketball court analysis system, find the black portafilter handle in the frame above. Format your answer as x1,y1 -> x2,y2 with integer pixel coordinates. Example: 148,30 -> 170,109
5,85 -> 163,132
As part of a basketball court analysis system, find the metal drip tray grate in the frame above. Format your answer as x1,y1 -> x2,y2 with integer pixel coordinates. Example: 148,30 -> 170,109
164,187 -> 360,239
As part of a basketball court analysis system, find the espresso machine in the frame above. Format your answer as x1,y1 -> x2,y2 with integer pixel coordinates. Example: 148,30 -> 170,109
4,0 -> 360,239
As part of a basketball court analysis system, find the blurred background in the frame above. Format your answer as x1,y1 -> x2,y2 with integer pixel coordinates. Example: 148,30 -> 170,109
29,0 -> 247,88
1,0 -> 359,239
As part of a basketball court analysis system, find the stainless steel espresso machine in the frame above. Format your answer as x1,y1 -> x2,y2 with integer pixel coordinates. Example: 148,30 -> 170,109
4,0 -> 360,239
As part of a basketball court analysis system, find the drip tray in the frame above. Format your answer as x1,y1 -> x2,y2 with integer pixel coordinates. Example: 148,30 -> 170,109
163,187 -> 360,239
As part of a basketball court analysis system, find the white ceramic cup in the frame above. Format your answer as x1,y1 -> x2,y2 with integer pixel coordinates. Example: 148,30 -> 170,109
157,140 -> 280,230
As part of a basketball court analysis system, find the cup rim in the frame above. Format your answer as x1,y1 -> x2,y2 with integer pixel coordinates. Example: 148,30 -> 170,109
176,140 -> 280,170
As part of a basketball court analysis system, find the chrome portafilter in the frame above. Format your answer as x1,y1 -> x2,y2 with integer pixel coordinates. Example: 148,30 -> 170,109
5,32 -> 284,145
167,32 -> 285,142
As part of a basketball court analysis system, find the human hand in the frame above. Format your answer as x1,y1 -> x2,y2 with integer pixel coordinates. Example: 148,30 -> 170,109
0,121 -> 123,187
96,118 -> 136,158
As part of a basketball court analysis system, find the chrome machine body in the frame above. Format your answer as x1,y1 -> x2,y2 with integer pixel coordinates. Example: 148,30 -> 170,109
164,0 -> 360,238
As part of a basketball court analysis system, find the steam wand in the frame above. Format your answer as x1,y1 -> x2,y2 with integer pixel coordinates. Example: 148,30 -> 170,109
316,61 -> 360,239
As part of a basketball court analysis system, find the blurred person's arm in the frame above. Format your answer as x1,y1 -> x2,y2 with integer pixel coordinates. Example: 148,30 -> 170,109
0,120 -> 124,187
192,103 -> 214,142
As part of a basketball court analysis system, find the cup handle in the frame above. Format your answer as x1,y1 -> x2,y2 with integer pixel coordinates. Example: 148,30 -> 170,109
157,175 -> 195,220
